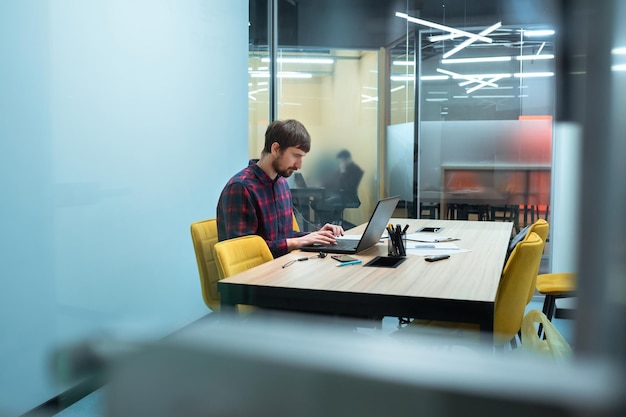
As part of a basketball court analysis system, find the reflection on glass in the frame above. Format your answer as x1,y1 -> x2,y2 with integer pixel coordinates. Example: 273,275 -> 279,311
252,49 -> 380,229
416,25 -> 555,236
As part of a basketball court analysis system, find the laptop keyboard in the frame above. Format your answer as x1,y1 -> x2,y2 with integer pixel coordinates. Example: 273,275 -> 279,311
315,239 -> 357,251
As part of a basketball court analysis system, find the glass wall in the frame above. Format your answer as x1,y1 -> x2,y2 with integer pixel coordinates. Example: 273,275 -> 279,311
0,1 -> 249,414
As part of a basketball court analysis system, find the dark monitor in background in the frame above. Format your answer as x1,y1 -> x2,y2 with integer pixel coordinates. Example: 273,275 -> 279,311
294,172 -> 308,188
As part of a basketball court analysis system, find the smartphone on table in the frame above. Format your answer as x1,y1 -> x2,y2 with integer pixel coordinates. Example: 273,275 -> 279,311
331,255 -> 359,263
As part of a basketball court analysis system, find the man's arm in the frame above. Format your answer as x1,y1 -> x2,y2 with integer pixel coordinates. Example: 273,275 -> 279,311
217,182 -> 258,241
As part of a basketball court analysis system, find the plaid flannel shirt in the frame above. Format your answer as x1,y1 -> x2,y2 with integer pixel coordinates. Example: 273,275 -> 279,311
217,160 -> 306,258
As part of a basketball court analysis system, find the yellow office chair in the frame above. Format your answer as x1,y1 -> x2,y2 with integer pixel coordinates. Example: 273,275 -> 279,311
190,219 -> 220,311
494,231 -> 544,345
524,219 -> 549,304
404,232 -> 544,347
536,272 -> 576,326
213,235 -> 274,280
292,212 -> 300,232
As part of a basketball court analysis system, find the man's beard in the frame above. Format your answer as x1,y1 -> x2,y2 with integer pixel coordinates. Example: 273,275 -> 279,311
272,158 -> 297,178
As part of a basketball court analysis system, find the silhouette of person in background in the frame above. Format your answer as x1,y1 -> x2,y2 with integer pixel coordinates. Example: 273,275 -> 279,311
313,149 -> 364,226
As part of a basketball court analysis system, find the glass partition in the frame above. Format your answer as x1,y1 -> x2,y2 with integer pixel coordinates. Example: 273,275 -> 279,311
416,25 -> 555,233
272,49 -> 379,230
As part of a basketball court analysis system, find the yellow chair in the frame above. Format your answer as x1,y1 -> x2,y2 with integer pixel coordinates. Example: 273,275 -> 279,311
536,272 -> 576,323
190,219 -> 220,311
406,232 -> 544,346
494,231 -> 545,345
292,212 -> 300,232
214,235 -> 274,280
524,219 -> 549,304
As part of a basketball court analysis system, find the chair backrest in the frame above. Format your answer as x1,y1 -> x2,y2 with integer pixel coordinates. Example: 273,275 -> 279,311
524,219 -> 549,304
190,219 -> 220,310
292,212 -> 300,232
526,218 -> 549,243
214,235 -> 274,279
494,231 -> 544,345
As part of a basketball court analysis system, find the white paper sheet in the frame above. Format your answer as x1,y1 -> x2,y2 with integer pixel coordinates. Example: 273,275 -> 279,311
405,242 -> 471,256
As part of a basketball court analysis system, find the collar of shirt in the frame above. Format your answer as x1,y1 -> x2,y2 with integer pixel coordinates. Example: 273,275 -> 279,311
248,159 -> 280,185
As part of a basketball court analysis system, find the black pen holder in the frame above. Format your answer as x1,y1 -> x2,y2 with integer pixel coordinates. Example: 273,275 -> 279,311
387,232 -> 407,257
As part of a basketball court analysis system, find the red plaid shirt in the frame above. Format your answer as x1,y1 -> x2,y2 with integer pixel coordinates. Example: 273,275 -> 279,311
217,160 -> 305,258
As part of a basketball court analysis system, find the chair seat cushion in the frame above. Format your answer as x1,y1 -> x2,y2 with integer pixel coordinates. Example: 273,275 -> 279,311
536,273 -> 576,295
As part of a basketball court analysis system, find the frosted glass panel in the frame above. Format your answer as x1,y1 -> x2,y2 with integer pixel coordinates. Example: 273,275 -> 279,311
0,1 -> 248,414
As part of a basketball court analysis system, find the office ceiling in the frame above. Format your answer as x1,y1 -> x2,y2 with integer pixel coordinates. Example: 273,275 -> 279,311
249,0 -> 558,49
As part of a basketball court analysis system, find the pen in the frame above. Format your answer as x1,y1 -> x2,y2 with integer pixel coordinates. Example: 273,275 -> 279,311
336,259 -> 362,267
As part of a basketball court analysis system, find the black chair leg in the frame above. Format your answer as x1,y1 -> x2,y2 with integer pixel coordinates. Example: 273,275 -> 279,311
538,294 -> 556,338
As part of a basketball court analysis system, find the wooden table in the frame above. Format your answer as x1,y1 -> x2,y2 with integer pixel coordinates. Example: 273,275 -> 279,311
218,219 -> 512,339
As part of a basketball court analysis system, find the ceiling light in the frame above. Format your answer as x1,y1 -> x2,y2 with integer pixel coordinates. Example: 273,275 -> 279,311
361,94 -> 378,103
425,98 -> 448,102
523,29 -> 555,37
390,85 -> 406,92
473,95 -> 515,98
250,71 -> 313,79
513,72 -> 555,78
442,56 -> 511,64
612,64 -> 626,71
466,76 -> 506,94
261,57 -> 334,64
536,42 -> 546,55
420,75 -> 449,81
395,12 -> 493,43
391,75 -> 414,81
392,60 -> 415,66
516,54 -> 555,61
436,68 -> 509,87
442,22 -> 502,59
612,47 -> 626,55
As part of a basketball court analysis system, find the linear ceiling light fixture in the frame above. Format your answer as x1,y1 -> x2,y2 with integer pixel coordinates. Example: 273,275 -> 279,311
395,12 -> 494,43
613,47 -> 626,55
516,54 -> 554,61
466,76 -> 506,94
442,21 -> 502,59
261,57 -> 334,64
442,56 -> 511,64
392,60 -> 415,66
523,29 -> 555,37
361,94 -> 378,103
513,72 -> 555,78
421,75 -> 449,81
390,85 -> 406,93
436,68 -> 505,88
250,71 -> 313,79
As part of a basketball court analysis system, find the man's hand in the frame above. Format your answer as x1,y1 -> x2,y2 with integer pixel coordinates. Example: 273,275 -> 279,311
320,223 -> 344,237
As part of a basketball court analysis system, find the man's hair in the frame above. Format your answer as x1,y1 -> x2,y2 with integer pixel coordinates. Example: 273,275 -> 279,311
263,119 -> 311,154
337,149 -> 351,160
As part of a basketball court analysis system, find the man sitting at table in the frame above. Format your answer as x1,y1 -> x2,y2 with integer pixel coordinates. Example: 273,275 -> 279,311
216,119 -> 344,258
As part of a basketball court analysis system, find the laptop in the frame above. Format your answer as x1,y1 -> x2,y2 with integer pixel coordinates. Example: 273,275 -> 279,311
300,196 -> 400,254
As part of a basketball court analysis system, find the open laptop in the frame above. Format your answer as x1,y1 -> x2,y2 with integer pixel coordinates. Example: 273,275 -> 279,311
300,196 -> 400,254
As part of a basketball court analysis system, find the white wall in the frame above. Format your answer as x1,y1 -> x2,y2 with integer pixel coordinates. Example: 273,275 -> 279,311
0,1 -> 248,414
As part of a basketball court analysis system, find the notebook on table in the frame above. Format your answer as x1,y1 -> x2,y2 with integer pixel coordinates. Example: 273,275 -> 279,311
300,196 -> 400,254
